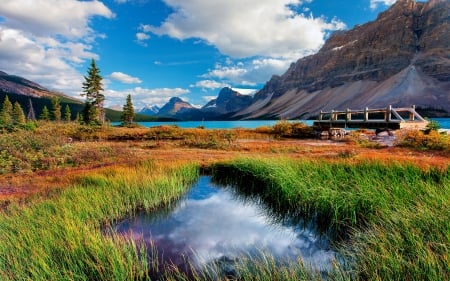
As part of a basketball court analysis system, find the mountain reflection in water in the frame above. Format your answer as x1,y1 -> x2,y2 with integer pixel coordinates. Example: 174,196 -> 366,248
114,176 -> 337,274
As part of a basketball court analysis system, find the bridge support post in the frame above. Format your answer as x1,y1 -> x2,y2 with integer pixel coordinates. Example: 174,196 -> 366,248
385,105 -> 392,122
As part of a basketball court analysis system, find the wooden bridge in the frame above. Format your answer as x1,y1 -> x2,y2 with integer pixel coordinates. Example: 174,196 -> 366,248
313,105 -> 429,130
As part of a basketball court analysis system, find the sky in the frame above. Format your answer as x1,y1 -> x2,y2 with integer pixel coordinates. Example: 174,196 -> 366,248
0,0 -> 398,110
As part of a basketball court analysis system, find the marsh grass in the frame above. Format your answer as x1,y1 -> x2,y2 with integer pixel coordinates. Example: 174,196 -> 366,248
211,158 -> 449,281
0,161 -> 198,280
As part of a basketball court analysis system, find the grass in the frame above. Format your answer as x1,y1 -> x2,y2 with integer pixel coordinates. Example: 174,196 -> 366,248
211,158 -> 449,281
0,161 -> 199,280
0,122 -> 449,280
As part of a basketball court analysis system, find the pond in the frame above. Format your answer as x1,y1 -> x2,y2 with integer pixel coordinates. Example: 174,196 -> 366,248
113,176 -> 339,277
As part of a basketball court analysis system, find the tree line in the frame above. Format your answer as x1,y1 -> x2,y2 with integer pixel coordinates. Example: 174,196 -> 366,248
0,59 -> 135,131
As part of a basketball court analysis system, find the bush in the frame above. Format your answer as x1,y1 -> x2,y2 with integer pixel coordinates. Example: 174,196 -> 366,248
396,129 -> 450,151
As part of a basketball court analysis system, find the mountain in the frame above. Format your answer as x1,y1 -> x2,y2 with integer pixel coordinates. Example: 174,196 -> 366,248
0,71 -> 77,101
235,0 -> 450,119
157,97 -> 196,117
139,105 -> 160,116
156,88 -> 253,120
202,87 -> 253,115
0,71 -> 158,122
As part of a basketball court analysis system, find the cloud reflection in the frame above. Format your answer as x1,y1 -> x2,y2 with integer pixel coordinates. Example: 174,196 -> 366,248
115,176 -> 336,271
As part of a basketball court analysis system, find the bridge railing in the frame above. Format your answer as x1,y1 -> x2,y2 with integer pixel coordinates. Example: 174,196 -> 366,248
317,105 -> 426,123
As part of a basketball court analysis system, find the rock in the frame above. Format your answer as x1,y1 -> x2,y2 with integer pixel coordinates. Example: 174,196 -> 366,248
236,0 -> 450,119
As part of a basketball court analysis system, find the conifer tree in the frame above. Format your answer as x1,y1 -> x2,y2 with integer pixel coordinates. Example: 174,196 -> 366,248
0,95 -> 13,125
121,94 -> 135,126
81,59 -> 104,125
64,104 -> 71,122
39,105 -> 50,120
51,97 -> 61,121
12,102 -> 26,125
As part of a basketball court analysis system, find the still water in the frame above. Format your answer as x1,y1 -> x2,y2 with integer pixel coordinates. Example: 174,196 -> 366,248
114,176 -> 337,276
129,118 -> 450,129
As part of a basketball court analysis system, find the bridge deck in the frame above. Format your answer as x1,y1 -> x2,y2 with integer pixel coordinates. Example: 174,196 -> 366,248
313,105 -> 428,130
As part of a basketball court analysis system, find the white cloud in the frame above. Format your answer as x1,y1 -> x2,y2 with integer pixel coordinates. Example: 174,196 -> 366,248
105,87 -> 190,108
193,80 -> 230,90
0,0 -> 113,38
109,72 -> 142,84
202,96 -> 217,102
200,57 -> 292,87
143,0 -> 345,59
0,0 -> 114,97
231,88 -> 258,96
136,32 -> 150,41
370,0 -> 396,9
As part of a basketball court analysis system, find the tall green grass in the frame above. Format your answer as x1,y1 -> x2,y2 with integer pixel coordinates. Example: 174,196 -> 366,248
211,158 -> 449,281
0,161 -> 198,280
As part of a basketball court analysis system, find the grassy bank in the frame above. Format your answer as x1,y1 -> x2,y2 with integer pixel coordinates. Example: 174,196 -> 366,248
211,158 -> 449,281
0,161 -> 198,280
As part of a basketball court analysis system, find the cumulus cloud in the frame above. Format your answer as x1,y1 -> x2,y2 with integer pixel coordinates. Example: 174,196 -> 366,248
370,0 -> 396,9
0,0 -> 113,39
193,80 -> 230,90
0,0 -> 114,97
109,72 -> 142,84
105,87 -> 190,108
143,0 -> 346,59
200,57 -> 292,87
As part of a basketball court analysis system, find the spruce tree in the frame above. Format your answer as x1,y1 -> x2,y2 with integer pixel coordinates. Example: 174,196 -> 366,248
39,106 -> 50,120
121,94 -> 135,126
64,104 -> 71,122
82,59 -> 104,125
12,102 -> 26,125
0,95 -> 13,126
51,97 -> 61,121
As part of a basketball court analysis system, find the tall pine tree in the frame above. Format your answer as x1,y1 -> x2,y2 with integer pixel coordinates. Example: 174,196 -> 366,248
64,104 -> 71,122
51,97 -> 61,121
121,94 -> 135,126
81,59 -> 104,125
40,106 -> 50,121
0,95 -> 13,126
12,102 -> 26,125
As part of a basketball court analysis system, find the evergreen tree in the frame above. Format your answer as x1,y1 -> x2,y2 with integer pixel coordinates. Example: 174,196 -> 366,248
121,94 -> 135,126
51,97 -> 61,121
64,104 -> 71,122
39,105 -> 50,120
81,59 -> 104,125
0,95 -> 13,125
12,102 -> 26,125
75,112 -> 81,123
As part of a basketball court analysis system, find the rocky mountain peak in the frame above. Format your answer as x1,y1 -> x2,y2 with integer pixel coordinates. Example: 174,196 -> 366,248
157,97 -> 195,117
237,0 -> 449,119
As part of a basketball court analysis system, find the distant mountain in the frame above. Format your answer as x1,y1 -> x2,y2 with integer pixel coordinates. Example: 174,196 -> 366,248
157,88 -> 253,120
202,87 -> 253,115
235,0 -> 450,119
139,105 -> 160,116
157,97 -> 196,117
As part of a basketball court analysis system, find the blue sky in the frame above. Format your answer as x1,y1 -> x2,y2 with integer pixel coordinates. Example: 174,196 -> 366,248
0,0 -> 397,109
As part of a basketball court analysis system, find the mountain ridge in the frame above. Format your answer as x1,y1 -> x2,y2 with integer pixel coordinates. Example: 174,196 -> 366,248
234,0 -> 450,119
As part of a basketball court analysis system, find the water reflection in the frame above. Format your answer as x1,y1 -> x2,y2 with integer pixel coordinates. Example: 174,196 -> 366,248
114,176 -> 337,274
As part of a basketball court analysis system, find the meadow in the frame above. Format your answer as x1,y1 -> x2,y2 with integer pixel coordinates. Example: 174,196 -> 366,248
0,122 -> 448,280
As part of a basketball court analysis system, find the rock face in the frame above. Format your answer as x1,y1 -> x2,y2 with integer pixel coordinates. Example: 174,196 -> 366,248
236,0 -> 450,119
